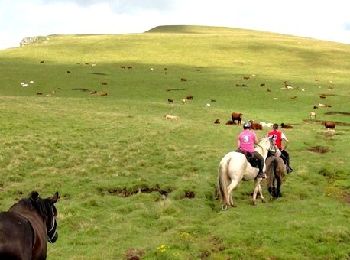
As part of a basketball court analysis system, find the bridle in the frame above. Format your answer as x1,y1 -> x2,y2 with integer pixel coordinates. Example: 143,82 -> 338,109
47,205 -> 58,243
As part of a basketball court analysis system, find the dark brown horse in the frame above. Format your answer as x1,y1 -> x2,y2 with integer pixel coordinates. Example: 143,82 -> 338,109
265,156 -> 286,198
0,191 -> 59,260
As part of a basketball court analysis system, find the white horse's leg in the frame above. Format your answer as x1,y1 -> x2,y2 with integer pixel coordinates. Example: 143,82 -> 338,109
227,179 -> 239,207
252,178 -> 262,205
258,181 -> 266,203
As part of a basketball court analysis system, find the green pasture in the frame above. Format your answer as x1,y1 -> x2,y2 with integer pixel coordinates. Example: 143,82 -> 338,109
0,25 -> 349,259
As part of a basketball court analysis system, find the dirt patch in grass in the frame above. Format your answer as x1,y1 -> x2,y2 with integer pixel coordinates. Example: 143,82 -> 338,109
303,119 -> 350,126
199,236 -> 226,259
324,111 -> 350,116
343,193 -> 350,204
308,145 -> 330,154
166,88 -> 186,91
124,248 -> 145,260
98,184 -> 174,198
91,72 -> 108,76
319,93 -> 337,97
184,190 -> 196,199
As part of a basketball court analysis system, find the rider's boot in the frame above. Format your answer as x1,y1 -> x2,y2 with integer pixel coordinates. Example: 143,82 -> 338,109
257,171 -> 266,179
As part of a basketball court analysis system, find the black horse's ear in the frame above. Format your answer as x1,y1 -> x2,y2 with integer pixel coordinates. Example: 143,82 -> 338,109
30,191 -> 39,201
51,192 -> 60,203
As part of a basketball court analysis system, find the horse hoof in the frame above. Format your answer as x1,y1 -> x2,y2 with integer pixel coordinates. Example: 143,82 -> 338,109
222,205 -> 228,211
261,198 -> 266,203
252,200 -> 257,206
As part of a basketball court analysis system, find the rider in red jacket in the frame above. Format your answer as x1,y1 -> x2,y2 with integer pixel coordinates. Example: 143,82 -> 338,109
267,124 -> 293,173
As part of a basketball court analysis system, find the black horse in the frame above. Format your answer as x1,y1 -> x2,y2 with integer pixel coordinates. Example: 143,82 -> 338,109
0,191 -> 59,260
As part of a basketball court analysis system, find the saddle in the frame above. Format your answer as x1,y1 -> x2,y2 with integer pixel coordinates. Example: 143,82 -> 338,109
237,149 -> 259,168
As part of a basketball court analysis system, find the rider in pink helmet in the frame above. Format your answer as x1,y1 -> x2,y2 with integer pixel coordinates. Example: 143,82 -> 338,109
237,122 -> 266,179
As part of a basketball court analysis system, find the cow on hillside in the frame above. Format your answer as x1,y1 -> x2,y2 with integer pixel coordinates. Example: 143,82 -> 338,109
231,112 -> 243,125
324,121 -> 335,129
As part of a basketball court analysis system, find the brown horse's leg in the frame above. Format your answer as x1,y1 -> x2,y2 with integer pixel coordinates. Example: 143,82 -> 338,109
276,176 -> 281,197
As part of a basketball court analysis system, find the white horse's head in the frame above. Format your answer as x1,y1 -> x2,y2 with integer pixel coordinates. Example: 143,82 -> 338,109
256,137 -> 276,156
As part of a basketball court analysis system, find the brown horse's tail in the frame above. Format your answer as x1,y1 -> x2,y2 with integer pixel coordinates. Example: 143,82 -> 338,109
217,157 -> 231,206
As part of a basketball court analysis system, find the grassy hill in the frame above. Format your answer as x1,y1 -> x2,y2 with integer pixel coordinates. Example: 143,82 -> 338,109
0,25 -> 349,259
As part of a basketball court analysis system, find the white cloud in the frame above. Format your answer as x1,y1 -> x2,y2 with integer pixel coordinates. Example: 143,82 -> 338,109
0,0 -> 349,50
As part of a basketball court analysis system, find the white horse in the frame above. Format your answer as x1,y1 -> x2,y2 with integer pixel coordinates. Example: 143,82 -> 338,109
217,137 -> 275,209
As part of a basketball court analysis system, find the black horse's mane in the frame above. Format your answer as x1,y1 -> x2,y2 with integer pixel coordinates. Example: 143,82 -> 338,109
15,192 -> 52,220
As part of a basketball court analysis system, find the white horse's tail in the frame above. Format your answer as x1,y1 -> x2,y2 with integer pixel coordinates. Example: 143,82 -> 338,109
217,157 -> 231,206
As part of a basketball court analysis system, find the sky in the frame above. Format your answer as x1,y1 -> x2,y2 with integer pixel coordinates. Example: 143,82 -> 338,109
1,0 -> 350,50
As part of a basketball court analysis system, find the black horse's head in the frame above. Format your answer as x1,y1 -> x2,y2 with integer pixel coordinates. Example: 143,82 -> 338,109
30,191 -> 60,243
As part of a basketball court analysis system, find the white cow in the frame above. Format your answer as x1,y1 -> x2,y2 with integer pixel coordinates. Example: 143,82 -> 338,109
165,115 -> 179,120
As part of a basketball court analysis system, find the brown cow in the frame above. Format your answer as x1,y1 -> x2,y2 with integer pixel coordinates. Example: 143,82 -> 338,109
324,121 -> 335,129
250,121 -> 262,130
214,119 -> 220,124
231,112 -> 242,125
280,123 -> 293,129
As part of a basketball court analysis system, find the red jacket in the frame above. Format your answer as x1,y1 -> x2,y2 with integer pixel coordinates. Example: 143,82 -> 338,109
267,130 -> 282,149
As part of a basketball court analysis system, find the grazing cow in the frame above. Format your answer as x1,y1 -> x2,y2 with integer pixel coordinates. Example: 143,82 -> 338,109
165,115 -> 178,120
127,66 -> 132,69
40,60 -> 45,63
167,99 -> 174,103
180,78 -> 187,82
182,99 -> 186,104
267,88 -> 272,92
280,123 -> 293,129
324,121 -> 335,129
250,121 -> 263,130
318,103 -> 332,108
98,92 -> 108,96
310,111 -> 316,119
313,105 -> 318,109
185,95 -> 193,100
243,76 -> 250,80
231,112 -> 242,125
66,70 -> 71,74
211,99 -> 216,102
260,83 -> 265,87
214,119 -> 220,124
225,120 -> 234,125
319,94 -> 326,99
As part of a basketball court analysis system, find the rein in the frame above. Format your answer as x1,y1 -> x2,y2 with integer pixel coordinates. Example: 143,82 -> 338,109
47,207 -> 57,243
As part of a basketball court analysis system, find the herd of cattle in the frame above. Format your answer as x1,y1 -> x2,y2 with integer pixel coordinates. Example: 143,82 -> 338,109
165,95 -> 337,130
